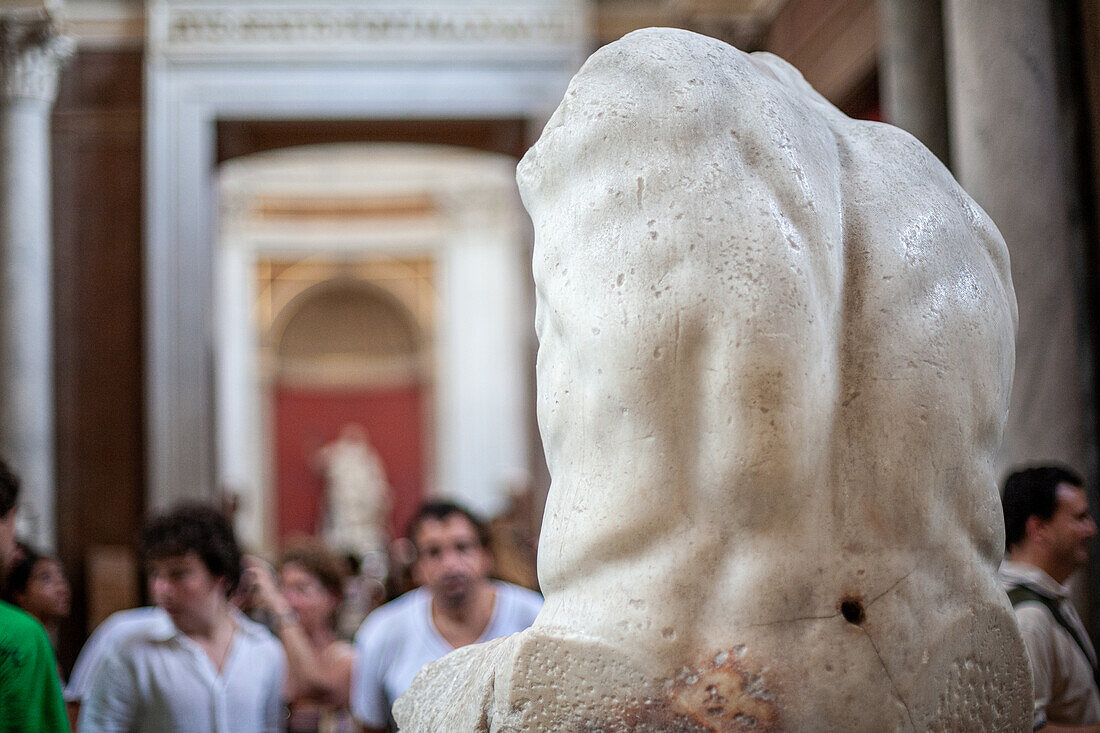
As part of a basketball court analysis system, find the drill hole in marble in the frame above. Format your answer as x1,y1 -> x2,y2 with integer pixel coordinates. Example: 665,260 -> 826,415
840,598 -> 865,625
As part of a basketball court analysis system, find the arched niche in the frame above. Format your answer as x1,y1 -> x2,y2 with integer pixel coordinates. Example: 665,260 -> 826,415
266,278 -> 427,546
215,143 -> 529,551
273,278 -> 423,372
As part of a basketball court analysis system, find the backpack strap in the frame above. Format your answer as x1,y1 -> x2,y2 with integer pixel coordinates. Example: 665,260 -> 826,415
1008,584 -> 1100,693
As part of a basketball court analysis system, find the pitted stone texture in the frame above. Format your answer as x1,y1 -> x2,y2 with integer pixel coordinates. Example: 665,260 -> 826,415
395,27 -> 1031,732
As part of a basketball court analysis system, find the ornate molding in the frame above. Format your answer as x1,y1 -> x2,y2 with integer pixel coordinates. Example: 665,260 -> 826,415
149,1 -> 589,62
0,15 -> 73,103
595,0 -> 787,51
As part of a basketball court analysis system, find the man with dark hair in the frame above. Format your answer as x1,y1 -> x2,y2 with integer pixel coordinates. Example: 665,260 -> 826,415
405,501 -> 491,551
0,459 -> 69,732
82,504 -> 285,733
1000,465 -> 1100,731
351,500 -> 542,732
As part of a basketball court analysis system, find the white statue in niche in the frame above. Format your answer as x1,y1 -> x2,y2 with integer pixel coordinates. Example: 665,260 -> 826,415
395,28 -> 1032,731
316,423 -> 391,567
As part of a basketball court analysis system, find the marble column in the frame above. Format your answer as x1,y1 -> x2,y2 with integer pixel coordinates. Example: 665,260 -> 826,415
0,8 -> 71,550
877,0 -> 949,164
944,2 -> 1090,480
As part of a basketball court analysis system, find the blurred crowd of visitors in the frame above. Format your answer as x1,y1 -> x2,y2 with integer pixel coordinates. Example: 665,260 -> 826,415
3,453 -> 1099,732
0,456 -> 541,733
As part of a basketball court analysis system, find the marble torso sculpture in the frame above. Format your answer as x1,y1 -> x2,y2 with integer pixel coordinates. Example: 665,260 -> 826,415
318,424 -> 391,562
396,28 -> 1031,731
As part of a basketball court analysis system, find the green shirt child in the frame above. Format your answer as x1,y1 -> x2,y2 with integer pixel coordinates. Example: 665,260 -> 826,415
0,600 -> 69,732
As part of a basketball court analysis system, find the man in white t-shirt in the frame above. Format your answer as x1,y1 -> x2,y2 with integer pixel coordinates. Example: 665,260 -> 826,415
81,504 -> 286,733
351,501 -> 542,732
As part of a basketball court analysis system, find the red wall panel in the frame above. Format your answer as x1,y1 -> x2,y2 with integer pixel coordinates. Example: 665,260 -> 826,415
274,384 -> 425,544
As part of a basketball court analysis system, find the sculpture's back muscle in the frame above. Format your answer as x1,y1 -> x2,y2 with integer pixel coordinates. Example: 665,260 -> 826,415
395,28 -> 1031,732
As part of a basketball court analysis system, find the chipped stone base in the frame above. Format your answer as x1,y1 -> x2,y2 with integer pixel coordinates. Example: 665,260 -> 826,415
395,607 -> 1031,732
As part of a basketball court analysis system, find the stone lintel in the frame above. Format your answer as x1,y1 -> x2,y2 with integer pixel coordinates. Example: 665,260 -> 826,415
147,0 -> 590,64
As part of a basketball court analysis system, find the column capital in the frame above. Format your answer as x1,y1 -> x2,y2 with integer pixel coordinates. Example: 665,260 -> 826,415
0,6 -> 73,103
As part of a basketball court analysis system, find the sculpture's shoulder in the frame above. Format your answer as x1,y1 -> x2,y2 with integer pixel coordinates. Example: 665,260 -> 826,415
393,633 -> 520,732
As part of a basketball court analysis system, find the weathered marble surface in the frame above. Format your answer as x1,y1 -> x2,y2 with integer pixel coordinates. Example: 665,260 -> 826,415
395,27 -> 1031,732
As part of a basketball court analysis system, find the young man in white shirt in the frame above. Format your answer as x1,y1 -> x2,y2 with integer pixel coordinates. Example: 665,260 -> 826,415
65,605 -> 164,728
351,501 -> 542,732
81,504 -> 285,733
